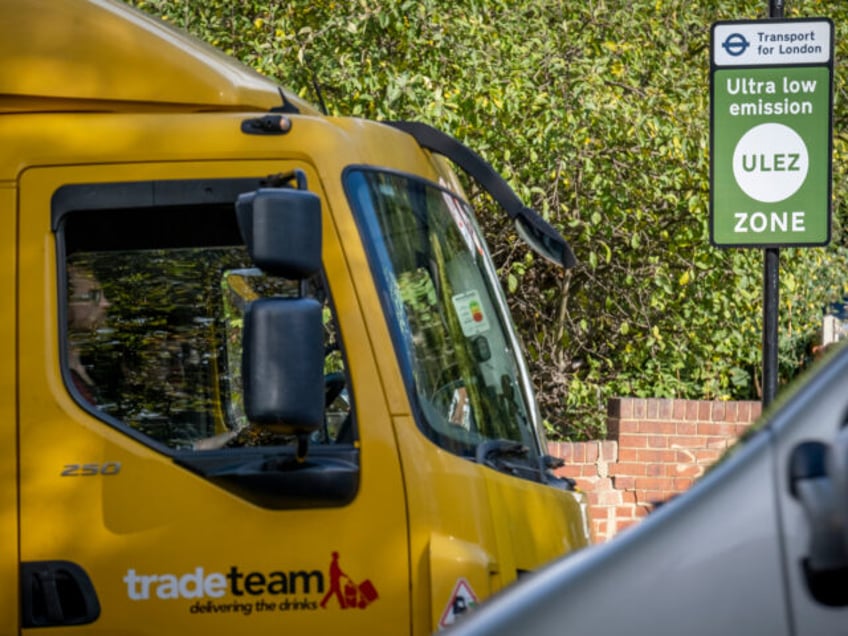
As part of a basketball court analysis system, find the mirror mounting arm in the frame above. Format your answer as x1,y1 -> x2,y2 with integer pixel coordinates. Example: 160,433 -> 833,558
384,120 -> 576,269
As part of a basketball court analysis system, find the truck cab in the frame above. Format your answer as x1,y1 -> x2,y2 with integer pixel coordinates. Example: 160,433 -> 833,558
1,1 -> 589,633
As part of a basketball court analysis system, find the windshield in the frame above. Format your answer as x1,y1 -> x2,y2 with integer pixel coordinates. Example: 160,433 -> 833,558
346,168 -> 541,465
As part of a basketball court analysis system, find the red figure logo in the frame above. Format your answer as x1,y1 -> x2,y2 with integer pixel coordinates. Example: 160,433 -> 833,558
320,552 -> 379,610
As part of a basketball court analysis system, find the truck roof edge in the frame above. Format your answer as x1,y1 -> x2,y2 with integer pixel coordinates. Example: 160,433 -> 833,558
0,0 -> 318,114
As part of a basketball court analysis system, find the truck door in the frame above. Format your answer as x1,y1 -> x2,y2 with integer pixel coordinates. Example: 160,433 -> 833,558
1,182 -> 18,633
17,165 -> 410,634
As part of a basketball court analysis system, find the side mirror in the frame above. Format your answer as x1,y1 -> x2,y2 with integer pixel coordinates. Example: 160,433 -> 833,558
242,298 -> 324,436
236,181 -> 326,455
789,430 -> 848,606
235,188 -> 321,279
514,210 -> 576,269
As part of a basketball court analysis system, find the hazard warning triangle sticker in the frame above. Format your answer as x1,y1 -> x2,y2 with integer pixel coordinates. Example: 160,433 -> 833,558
438,578 -> 479,629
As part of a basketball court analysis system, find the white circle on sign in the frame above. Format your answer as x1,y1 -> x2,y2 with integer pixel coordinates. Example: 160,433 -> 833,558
732,123 -> 808,203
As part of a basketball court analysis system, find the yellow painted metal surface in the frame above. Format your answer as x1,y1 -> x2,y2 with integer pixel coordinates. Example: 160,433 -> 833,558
391,416 -> 590,631
0,184 -> 17,635
0,0 -> 316,114
17,157 -> 410,634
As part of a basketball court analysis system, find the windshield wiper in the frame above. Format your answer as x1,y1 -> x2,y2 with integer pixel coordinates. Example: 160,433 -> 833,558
475,439 -> 529,473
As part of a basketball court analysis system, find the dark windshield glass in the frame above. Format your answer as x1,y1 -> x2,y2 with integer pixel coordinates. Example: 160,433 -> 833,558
346,168 -> 540,461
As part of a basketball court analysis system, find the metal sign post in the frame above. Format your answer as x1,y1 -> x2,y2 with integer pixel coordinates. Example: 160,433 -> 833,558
710,7 -> 834,406
765,0 -> 782,412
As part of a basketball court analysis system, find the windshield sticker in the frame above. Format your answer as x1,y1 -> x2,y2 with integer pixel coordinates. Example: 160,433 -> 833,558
123,552 -> 378,617
452,290 -> 490,337
438,578 -> 479,629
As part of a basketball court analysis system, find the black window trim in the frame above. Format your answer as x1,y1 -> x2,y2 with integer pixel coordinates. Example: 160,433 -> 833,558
342,165 -> 546,482
53,177 -> 360,509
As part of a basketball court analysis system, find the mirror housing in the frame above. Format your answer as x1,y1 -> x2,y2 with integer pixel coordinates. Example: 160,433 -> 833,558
235,188 -> 321,279
242,298 -> 324,435
514,209 -> 576,269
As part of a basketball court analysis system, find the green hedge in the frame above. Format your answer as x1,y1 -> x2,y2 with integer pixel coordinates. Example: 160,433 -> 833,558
131,0 -> 848,439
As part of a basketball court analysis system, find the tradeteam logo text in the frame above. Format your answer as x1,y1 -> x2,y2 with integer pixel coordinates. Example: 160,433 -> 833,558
124,552 -> 378,616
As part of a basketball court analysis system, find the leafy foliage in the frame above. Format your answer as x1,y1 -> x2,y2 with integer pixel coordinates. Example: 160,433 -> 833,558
129,0 -> 848,439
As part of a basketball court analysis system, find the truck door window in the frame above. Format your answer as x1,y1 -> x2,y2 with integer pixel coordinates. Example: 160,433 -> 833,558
345,168 -> 542,478
58,187 -> 351,454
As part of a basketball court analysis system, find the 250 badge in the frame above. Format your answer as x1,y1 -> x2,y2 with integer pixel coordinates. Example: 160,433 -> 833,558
61,462 -> 122,476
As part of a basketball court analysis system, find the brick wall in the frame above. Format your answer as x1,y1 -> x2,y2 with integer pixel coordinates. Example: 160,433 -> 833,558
547,398 -> 762,543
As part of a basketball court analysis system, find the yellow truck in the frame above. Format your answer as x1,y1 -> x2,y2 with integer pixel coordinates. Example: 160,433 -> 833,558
1,1 -> 590,633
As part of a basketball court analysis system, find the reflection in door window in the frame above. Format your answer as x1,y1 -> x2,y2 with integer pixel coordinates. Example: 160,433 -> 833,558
61,204 -> 349,451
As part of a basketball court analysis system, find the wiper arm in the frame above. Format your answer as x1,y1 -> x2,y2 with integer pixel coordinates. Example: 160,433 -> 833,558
475,439 -> 529,472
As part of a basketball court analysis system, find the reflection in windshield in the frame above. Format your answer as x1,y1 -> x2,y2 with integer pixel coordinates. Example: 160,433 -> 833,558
346,169 -> 539,462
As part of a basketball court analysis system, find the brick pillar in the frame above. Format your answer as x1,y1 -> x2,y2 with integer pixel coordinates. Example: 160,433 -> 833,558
548,398 -> 761,542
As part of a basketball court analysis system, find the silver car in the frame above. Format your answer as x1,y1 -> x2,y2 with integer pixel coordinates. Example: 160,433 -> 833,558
446,342 -> 848,635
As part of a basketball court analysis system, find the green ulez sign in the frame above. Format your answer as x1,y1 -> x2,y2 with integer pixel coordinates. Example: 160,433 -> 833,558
710,19 -> 834,247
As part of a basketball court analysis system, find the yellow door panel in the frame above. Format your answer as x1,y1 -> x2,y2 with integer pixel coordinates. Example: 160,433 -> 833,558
0,184 -> 18,634
18,162 -> 410,634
